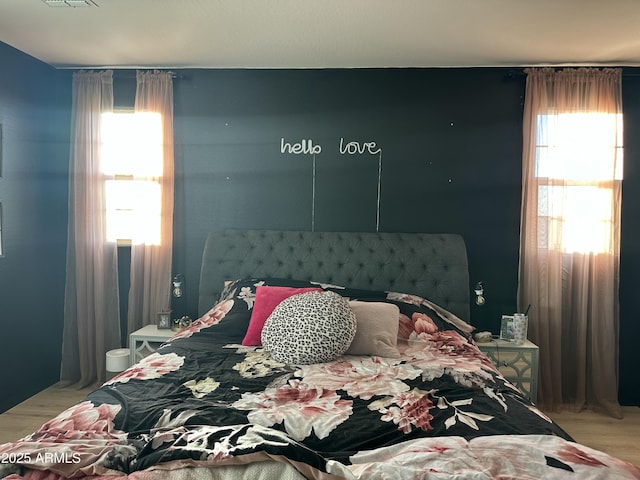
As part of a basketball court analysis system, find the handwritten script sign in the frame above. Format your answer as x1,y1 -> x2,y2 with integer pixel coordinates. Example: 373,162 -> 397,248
339,137 -> 381,155
280,138 -> 322,155
281,137 -> 382,155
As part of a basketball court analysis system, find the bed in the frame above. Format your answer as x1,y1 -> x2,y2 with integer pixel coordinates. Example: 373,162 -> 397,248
1,229 -> 638,480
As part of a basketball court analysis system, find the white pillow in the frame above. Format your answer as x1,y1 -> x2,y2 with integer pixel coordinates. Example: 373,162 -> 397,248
261,291 -> 356,365
346,301 -> 400,358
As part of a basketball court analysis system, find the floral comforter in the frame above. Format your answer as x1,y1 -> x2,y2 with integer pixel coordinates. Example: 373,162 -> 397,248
1,278 -> 639,480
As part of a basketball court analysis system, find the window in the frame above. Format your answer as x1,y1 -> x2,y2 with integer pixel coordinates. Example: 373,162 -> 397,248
535,112 -> 623,254
101,111 -> 163,245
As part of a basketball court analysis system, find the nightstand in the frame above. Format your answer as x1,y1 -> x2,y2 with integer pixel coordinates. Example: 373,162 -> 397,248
477,339 -> 539,402
129,325 -> 175,365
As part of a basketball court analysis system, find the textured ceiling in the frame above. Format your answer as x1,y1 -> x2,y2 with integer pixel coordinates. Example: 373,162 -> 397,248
2,0 -> 640,69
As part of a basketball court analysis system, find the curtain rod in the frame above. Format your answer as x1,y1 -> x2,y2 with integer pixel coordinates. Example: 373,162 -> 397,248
505,68 -> 640,81
111,70 -> 182,79
112,68 -> 640,82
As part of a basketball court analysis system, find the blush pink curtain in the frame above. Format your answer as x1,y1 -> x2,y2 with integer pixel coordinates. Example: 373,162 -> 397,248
61,70 -> 120,386
127,71 -> 174,333
518,68 -> 622,417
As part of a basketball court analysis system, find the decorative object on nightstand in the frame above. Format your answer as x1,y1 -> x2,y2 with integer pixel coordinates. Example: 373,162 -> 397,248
156,311 -> 171,329
512,313 -> 528,345
129,325 -> 175,365
474,331 -> 492,343
500,315 -> 515,341
477,338 -> 539,402
172,315 -> 193,332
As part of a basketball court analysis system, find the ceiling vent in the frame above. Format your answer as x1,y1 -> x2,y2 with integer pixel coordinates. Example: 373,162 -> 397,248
42,0 -> 97,6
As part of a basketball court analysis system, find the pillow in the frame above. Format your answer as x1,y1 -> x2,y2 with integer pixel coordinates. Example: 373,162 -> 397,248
242,285 -> 322,346
261,291 -> 357,364
219,277 -> 325,304
346,301 -> 401,358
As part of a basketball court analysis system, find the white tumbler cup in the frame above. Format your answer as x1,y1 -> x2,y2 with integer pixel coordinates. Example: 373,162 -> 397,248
513,313 -> 528,345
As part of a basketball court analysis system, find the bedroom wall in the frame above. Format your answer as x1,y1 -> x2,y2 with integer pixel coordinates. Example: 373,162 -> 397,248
0,42 -> 71,413
619,73 -> 640,406
170,68 -> 524,333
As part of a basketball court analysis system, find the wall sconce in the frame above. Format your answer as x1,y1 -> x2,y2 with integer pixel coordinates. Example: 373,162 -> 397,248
172,274 -> 185,298
171,274 -> 188,322
474,281 -> 485,306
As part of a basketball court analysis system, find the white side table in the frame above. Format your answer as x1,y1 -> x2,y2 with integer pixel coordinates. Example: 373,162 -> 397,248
477,339 -> 539,402
129,325 -> 175,366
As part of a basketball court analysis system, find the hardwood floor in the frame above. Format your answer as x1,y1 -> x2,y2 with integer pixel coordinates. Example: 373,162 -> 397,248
0,383 -> 95,444
547,407 -> 640,467
0,383 -> 638,468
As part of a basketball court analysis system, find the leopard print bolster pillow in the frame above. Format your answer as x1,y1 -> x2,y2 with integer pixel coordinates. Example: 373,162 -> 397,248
261,290 -> 357,365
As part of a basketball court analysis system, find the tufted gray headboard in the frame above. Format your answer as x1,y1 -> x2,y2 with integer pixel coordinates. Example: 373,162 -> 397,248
198,229 -> 470,321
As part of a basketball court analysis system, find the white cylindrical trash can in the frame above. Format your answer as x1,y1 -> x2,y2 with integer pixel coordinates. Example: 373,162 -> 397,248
106,348 -> 130,380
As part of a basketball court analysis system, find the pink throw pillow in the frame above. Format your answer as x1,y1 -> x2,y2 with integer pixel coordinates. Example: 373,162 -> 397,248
241,285 -> 322,346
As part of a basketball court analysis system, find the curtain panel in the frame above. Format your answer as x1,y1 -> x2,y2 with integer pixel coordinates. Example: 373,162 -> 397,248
127,71 -> 175,333
518,67 -> 622,417
61,70 -> 120,387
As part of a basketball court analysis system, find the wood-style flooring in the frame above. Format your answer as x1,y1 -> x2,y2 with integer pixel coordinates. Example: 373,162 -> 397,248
0,383 -> 96,444
0,383 -> 638,467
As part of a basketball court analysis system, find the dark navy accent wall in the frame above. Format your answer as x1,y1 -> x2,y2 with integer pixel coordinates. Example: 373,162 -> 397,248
619,73 -> 640,406
0,42 -> 71,412
171,68 -> 524,333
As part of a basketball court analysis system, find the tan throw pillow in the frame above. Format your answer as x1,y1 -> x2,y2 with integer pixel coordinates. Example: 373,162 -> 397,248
346,301 -> 401,358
